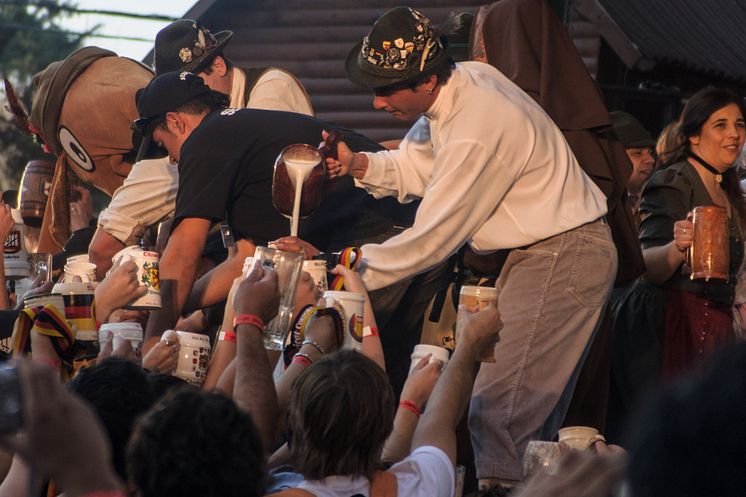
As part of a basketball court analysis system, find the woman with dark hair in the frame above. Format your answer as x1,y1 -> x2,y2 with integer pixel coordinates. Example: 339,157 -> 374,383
610,87 -> 746,437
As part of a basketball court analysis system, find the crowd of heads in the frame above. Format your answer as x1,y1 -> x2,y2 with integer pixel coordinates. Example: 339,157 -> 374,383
2,5 -> 746,497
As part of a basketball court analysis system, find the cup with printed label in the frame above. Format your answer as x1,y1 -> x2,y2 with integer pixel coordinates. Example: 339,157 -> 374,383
112,246 -> 161,310
323,290 -> 364,350
171,330 -> 211,385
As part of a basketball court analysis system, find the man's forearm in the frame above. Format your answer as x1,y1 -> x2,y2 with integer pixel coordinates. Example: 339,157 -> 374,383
350,152 -> 370,180
144,221 -> 208,348
234,323 -> 278,454
412,348 -> 478,463
183,239 -> 254,312
88,228 -> 126,280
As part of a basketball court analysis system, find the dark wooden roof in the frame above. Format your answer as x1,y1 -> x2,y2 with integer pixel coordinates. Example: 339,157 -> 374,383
163,0 -> 485,142
596,0 -> 746,82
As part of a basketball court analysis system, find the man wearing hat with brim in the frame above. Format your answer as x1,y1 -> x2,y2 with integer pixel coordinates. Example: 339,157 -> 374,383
153,19 -> 313,116
610,111 -> 656,218
89,19 -> 313,276
322,6 -> 618,487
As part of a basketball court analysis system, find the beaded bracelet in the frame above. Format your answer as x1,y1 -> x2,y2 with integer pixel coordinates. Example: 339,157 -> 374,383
301,338 -> 326,355
234,314 -> 265,331
399,399 -> 421,418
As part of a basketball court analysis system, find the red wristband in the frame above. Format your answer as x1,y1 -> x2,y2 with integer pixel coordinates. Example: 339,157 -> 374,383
218,330 -> 237,343
399,399 -> 421,418
363,326 -> 379,338
233,314 -> 265,331
292,353 -> 313,366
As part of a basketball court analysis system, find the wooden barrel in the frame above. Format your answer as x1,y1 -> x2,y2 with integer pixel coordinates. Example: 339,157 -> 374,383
19,160 -> 55,227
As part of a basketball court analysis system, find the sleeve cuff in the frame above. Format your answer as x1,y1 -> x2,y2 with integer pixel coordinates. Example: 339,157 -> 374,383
97,209 -> 144,246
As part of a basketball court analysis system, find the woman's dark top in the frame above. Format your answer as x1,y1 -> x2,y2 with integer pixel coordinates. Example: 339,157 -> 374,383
639,160 -> 743,305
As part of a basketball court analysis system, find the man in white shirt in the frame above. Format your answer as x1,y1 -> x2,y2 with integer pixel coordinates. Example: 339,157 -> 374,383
89,19 -> 313,275
328,7 -> 618,487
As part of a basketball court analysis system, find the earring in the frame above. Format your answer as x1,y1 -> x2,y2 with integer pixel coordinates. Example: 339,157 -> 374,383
427,88 -> 434,95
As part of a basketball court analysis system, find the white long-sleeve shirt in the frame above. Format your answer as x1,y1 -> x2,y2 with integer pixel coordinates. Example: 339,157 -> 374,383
356,62 -> 607,290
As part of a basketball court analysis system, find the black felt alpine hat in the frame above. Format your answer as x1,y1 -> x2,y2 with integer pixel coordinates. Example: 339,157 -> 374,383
133,71 -> 228,161
345,6 -> 451,89
610,111 -> 655,149
153,19 -> 233,75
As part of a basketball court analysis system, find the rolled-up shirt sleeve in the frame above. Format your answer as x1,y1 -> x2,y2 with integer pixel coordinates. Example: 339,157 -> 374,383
97,157 -> 178,246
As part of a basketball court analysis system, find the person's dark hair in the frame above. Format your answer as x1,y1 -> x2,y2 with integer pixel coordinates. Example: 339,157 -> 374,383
666,87 -> 746,227
2,190 -> 18,209
374,58 -> 455,96
410,58 -> 455,89
193,51 -> 234,75
145,372 -> 194,400
155,91 -> 229,131
439,11 -> 474,63
625,343 -> 746,497
287,349 -> 395,480
127,388 -> 265,497
68,358 -> 155,480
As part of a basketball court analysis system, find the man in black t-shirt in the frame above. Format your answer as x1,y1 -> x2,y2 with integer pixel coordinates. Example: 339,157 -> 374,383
134,71 -> 415,347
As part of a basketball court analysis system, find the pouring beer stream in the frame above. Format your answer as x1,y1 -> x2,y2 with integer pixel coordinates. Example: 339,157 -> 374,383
272,131 -> 342,236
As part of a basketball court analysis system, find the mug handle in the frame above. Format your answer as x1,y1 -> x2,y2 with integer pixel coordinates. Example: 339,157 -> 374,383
587,433 -> 607,450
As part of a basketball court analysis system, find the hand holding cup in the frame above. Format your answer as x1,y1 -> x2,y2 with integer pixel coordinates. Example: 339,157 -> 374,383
304,306 -> 341,355
94,258 -> 147,323
401,354 -> 443,407
143,332 -> 180,374
456,303 -> 502,362
322,130 -> 353,179
271,236 -> 320,260
673,218 -> 694,253
233,266 -> 280,324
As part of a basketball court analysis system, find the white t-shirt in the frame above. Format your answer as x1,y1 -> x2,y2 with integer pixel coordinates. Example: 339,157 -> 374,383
296,446 -> 455,497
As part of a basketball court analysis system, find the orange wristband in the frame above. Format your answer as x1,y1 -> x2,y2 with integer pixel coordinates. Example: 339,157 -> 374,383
234,314 -> 265,331
218,330 -> 237,343
399,399 -> 421,418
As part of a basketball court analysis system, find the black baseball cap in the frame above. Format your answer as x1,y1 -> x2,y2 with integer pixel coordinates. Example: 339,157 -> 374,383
133,70 -> 226,161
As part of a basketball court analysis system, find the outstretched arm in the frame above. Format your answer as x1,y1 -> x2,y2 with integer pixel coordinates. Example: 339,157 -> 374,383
412,304 -> 502,463
144,217 -> 210,353
232,266 -> 280,455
